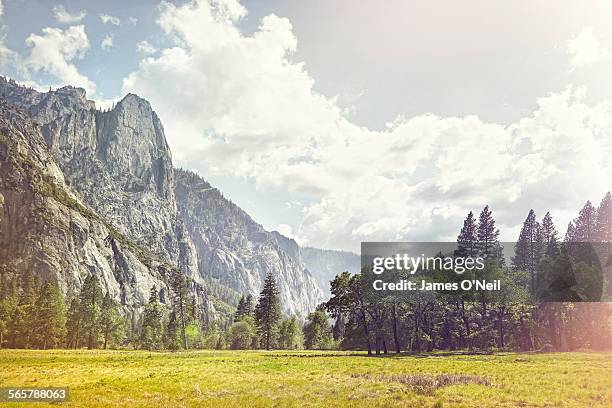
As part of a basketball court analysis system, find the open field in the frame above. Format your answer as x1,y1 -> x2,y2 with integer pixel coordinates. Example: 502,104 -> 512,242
0,350 -> 611,407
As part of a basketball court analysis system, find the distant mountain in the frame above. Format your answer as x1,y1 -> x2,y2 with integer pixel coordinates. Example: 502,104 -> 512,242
301,247 -> 361,293
0,77 -> 328,318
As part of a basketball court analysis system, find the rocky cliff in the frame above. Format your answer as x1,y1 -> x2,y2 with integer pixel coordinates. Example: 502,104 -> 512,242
0,77 -> 328,317
0,101 -> 212,320
175,169 -> 324,317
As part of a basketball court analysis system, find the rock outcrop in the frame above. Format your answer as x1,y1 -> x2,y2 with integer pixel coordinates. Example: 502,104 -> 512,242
0,77 -> 332,317
0,101 -> 211,319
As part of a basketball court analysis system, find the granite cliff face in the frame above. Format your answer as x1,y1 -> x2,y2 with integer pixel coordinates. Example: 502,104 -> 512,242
0,101 -> 211,319
0,77 -> 331,317
175,169 -> 324,316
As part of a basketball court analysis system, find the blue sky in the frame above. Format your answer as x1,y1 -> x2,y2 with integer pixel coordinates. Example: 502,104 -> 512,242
1,0 -> 612,251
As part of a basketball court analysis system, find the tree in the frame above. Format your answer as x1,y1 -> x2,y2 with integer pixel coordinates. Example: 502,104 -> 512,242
165,310 -> 181,350
234,294 -> 254,322
540,212 -> 557,245
513,209 -> 543,291
66,298 -> 82,349
140,286 -> 164,350
79,274 -> 103,349
228,317 -> 257,349
278,317 -> 304,349
571,201 -> 596,242
303,310 -> 333,350
457,211 -> 478,257
99,292 -> 123,349
254,273 -> 281,350
170,269 -> 190,349
32,281 -> 66,349
9,271 -> 40,348
476,205 -> 501,261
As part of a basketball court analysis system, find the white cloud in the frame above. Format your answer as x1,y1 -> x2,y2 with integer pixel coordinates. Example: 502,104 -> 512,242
53,5 -> 86,24
128,17 -> 138,25
24,25 -> 96,95
567,27 -> 611,69
100,14 -> 120,26
123,1 -> 612,251
136,40 -> 156,56
101,34 -> 113,51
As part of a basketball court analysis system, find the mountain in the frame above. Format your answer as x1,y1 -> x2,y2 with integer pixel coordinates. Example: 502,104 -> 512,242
301,247 -> 361,293
0,100 -> 212,322
175,170 -> 323,316
0,77 -> 326,317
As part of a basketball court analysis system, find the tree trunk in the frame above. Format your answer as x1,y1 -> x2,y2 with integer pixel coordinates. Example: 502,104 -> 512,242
360,308 -> 372,355
392,304 -> 401,353
497,308 -> 505,348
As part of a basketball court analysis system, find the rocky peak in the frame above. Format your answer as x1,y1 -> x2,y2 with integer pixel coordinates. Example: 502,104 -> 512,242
96,93 -> 174,199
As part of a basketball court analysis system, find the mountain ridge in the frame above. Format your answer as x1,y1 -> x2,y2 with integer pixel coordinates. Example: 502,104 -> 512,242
0,77 -> 356,318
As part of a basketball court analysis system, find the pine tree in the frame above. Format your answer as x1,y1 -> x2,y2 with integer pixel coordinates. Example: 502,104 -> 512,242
254,273 -> 281,350
165,310 -> 181,350
99,292 -> 123,349
79,274 -> 103,349
10,271 -> 40,348
140,286 -> 164,350
170,269 -> 190,349
235,294 -> 254,322
540,212 -> 557,245
512,209 -> 543,291
476,205 -> 501,261
595,192 -> 612,242
457,211 -> 478,257
244,294 -> 254,316
572,201 -> 596,242
234,295 -> 246,322
33,281 -> 66,349
66,297 -> 82,349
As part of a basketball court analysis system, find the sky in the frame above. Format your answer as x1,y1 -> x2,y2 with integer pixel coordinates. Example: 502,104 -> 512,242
1,0 -> 612,252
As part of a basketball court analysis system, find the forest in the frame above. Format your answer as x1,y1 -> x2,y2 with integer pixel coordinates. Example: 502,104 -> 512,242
0,193 -> 610,353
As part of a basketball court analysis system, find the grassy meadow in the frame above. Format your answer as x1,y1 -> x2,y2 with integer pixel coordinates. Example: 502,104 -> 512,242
0,350 -> 610,407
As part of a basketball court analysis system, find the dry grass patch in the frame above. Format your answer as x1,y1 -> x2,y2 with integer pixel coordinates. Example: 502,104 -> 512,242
353,373 -> 493,395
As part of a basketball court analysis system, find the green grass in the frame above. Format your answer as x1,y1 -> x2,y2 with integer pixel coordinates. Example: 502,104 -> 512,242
0,350 -> 610,407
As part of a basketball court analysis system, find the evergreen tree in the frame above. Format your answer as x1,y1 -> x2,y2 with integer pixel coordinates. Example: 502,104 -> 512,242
170,269 -> 190,349
572,201 -> 597,242
33,281 -> 66,349
165,310 -> 181,350
595,192 -> 612,242
457,211 -> 478,257
254,273 -> 281,350
10,271 -> 40,348
540,212 -> 557,246
234,295 -> 247,322
476,205 -> 501,260
513,209 -> 543,291
79,274 -> 103,349
99,292 -> 123,349
140,286 -> 164,350
235,294 -> 254,322
65,298 -> 82,349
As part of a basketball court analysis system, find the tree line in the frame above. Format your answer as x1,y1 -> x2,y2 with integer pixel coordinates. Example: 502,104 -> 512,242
1,195 -> 610,352
0,267 -> 333,351
324,194 -> 612,355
